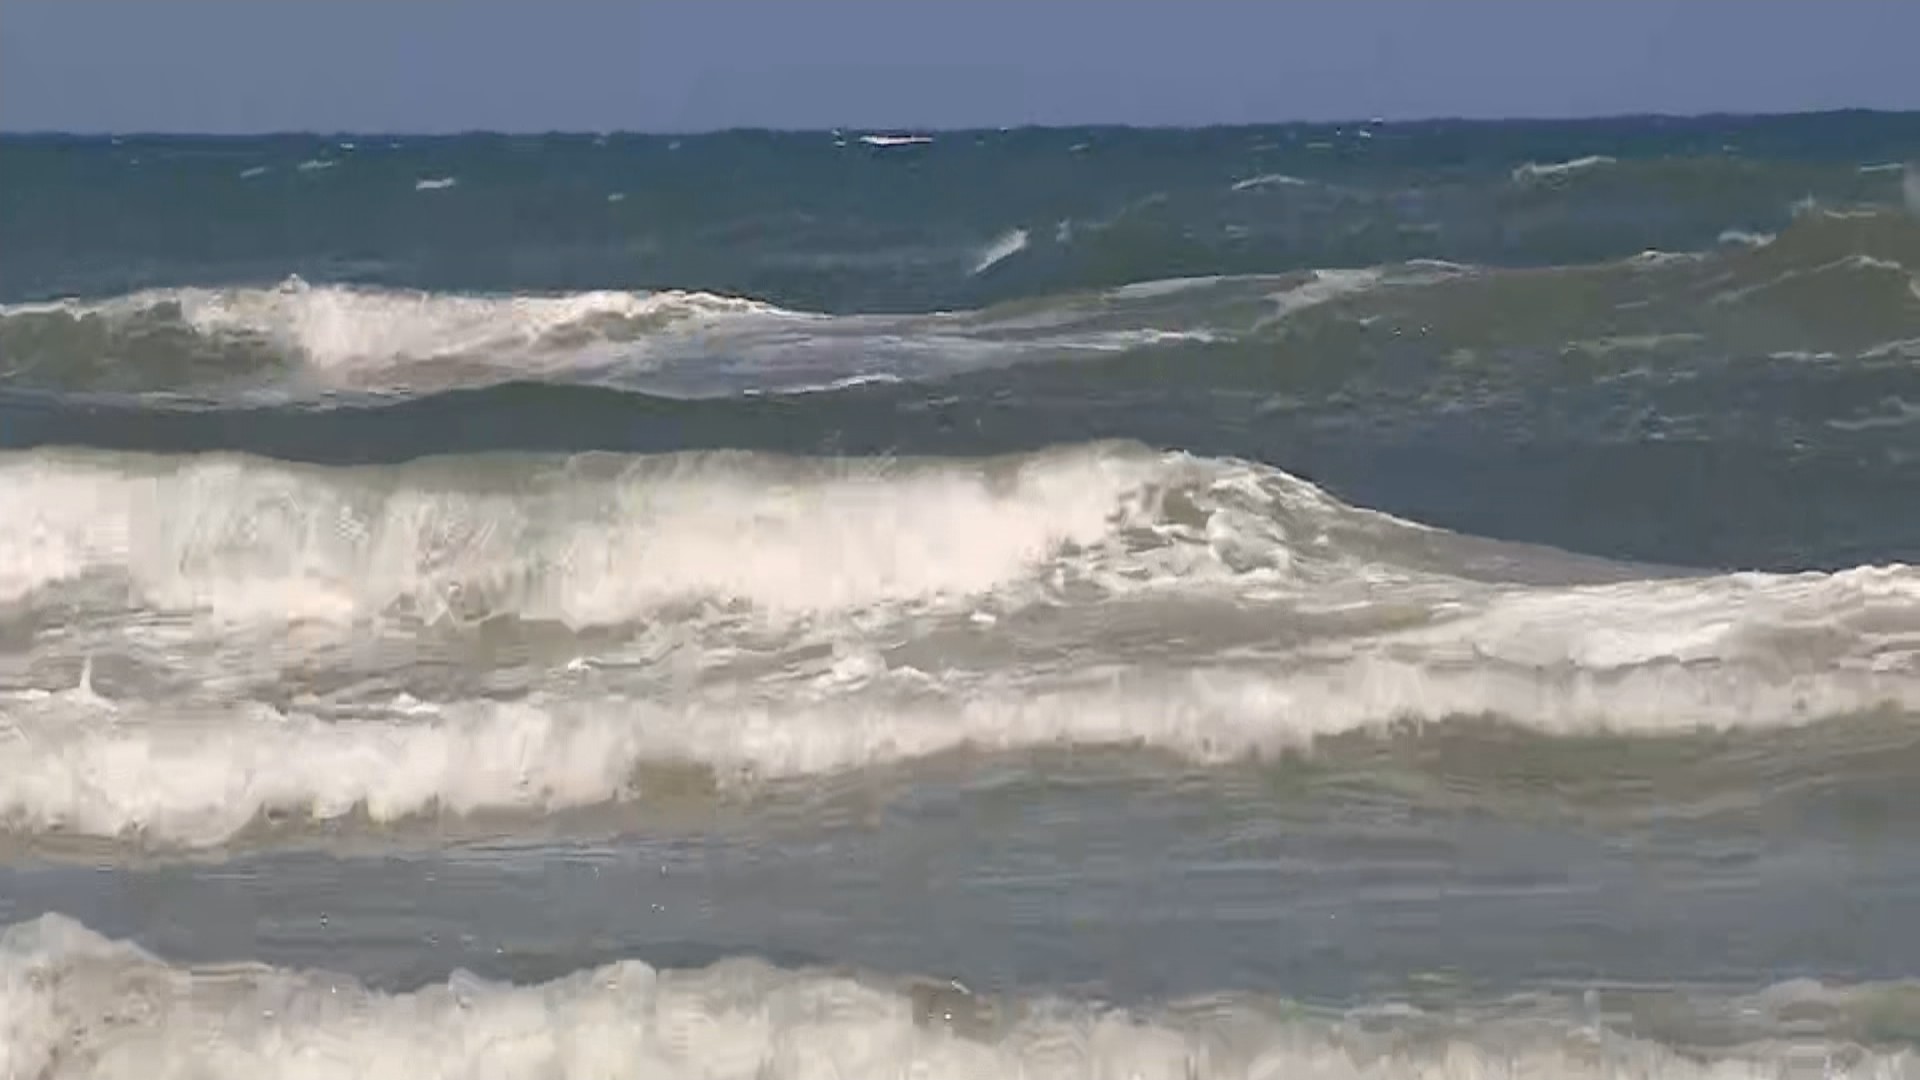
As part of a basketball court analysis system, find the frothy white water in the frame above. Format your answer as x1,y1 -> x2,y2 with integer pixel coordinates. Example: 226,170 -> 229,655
972,228 -> 1029,274
859,133 -> 933,147
5,443 -> 1920,842
172,279 -> 781,382
0,444 -> 1171,627
413,176 -> 457,191
1258,268 -> 1385,325
3,914 -> 1911,1079
1,274 -> 1296,398
7,624 -> 1920,845
0,278 -> 787,390
1512,155 -> 1617,184
1229,172 -> 1310,192
7,442 -> 1920,843
17,561 -> 1920,843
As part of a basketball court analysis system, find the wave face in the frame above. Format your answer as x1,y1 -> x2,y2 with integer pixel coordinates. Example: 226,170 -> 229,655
5,914 -> 1917,1080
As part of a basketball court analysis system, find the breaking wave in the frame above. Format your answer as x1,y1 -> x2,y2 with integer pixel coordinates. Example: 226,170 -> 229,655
1,208 -> 1914,407
0,278 -> 786,396
3,914 -> 1915,1080
4,442 -> 1919,844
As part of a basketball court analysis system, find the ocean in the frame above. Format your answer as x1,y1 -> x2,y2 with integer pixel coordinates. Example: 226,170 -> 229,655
2,113 -> 1919,1077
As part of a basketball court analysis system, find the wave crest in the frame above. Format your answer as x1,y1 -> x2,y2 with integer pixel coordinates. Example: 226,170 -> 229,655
0,278 -> 786,395
4,914 -> 1914,1079
4,444 -> 1920,844
0,443 -> 1205,626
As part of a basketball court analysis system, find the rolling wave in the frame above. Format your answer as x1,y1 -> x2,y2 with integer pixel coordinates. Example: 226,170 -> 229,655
4,913 -> 1916,1079
0,443 -> 1180,625
4,442 -> 1919,844
2,209 -> 1914,407
1511,154 -> 1616,184
0,278 -> 788,397
972,228 -> 1030,275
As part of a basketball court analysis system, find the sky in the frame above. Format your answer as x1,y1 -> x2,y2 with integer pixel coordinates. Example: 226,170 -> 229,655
4,1 -> 1918,133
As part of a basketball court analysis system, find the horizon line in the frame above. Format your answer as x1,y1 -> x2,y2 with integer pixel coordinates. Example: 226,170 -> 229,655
4,106 -> 1917,140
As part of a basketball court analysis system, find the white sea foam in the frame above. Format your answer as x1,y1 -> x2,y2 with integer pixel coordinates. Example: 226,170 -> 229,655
1,914 -> 1911,1080
0,444 -> 1168,626
237,166 -> 269,180
296,158 -> 337,172
971,228 -> 1029,275
1511,155 -> 1617,184
0,277 -> 1260,399
1717,228 -> 1777,248
7,622 -> 1920,844
5,445 -> 1920,844
414,176 -> 457,191
0,278 -> 787,389
1106,276 -> 1224,300
859,133 -> 933,148
1229,172 -> 1310,192
1258,268 -> 1383,325
1710,254 -> 1912,306
1828,396 -> 1920,430
770,372 -> 906,394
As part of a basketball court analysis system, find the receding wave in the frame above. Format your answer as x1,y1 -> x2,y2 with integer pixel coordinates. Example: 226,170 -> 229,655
4,913 -> 1916,1079
4,442 -> 1920,844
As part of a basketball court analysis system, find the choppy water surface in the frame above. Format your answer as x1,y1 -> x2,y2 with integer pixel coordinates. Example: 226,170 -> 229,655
2,116 -> 1920,1076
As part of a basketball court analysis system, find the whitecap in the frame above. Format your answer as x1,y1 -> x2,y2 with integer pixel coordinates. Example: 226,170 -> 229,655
1256,268 -> 1383,326
0,280 -> 786,393
971,228 -> 1028,275
7,444 -> 1920,843
6,914 -> 1907,1080
1230,173 -> 1310,192
1511,155 -> 1616,183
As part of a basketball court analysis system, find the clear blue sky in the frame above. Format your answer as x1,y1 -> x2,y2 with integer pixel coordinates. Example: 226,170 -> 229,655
4,1 -> 1917,133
